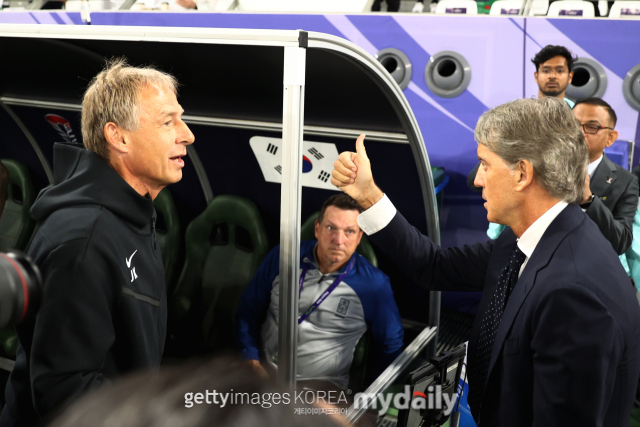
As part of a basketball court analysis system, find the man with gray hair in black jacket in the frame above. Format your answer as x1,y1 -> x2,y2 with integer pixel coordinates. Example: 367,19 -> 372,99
0,58 -> 195,427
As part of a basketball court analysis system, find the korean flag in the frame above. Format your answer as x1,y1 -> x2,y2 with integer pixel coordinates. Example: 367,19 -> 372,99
249,136 -> 340,191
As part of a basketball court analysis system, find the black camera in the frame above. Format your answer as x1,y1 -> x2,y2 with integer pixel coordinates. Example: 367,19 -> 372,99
0,251 -> 42,329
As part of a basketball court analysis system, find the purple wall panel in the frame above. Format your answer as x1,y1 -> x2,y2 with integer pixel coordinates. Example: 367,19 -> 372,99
91,11 -> 345,35
0,11 -> 81,24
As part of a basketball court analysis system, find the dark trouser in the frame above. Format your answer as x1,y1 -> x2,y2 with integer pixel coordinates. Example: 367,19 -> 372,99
371,0 -> 401,12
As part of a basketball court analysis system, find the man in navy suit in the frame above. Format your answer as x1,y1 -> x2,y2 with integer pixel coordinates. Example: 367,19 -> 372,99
332,98 -> 640,426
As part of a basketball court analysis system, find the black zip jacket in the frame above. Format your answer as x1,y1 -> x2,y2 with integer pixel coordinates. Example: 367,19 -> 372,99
0,143 -> 167,426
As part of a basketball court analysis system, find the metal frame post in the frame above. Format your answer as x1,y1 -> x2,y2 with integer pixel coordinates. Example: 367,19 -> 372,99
277,35 -> 307,390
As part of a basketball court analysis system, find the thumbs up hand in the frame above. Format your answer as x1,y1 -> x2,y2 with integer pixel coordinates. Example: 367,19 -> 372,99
331,134 -> 384,210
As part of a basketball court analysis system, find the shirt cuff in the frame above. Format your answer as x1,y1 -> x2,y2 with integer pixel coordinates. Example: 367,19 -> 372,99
357,194 -> 397,235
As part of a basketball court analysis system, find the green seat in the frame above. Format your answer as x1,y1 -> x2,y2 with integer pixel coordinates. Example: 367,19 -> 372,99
153,188 -> 181,295
347,330 -> 373,393
169,195 -> 269,354
300,211 -> 378,268
0,159 -> 37,359
0,329 -> 17,357
0,159 -> 36,252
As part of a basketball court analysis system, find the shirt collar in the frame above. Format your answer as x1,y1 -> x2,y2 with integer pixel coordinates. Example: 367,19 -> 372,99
517,201 -> 568,258
588,154 -> 603,178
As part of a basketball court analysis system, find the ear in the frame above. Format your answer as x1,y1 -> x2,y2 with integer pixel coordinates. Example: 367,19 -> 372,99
356,229 -> 363,246
314,219 -> 320,240
534,71 -> 539,83
514,159 -> 535,192
104,122 -> 130,155
568,71 -> 574,85
605,129 -> 619,148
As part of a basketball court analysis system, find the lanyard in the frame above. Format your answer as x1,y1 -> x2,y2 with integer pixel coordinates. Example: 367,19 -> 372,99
297,257 -> 355,325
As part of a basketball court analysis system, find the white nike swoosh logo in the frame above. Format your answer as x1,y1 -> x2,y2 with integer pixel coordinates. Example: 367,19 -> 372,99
126,250 -> 138,268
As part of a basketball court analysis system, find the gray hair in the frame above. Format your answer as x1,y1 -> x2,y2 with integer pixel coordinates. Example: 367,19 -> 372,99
474,97 -> 588,204
81,57 -> 178,162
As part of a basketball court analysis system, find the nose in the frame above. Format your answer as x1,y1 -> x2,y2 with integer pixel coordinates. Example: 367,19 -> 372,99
178,119 -> 195,146
334,231 -> 345,245
473,164 -> 486,188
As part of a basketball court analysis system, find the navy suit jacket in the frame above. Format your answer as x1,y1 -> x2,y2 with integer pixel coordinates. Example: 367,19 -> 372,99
370,204 -> 640,426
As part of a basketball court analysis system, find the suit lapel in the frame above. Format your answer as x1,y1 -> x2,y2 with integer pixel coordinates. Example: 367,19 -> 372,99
485,204 -> 585,382
590,155 -> 617,199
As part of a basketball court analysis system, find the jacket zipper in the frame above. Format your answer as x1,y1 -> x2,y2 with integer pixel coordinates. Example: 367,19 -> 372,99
152,217 -> 157,250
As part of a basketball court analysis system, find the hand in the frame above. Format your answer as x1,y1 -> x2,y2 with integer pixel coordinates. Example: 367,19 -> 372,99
582,174 -> 592,204
246,360 -> 269,379
412,2 -> 424,12
176,0 -> 197,8
331,134 -> 383,210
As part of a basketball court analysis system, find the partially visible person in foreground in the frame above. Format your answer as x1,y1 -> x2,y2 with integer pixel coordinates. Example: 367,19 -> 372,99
47,356 -> 350,427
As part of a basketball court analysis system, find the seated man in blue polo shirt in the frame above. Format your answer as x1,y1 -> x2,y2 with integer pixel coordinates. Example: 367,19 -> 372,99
235,194 -> 404,390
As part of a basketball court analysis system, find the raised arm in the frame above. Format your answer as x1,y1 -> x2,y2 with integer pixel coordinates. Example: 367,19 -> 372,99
331,135 -> 491,292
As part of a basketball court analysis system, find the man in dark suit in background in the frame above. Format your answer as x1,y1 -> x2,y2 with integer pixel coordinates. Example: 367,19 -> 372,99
573,97 -> 638,255
332,98 -> 640,426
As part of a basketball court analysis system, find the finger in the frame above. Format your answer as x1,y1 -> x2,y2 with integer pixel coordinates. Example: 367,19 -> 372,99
355,134 -> 369,162
334,158 -> 356,179
337,151 -> 357,172
331,176 -> 354,188
331,177 -> 346,188
332,169 -> 355,185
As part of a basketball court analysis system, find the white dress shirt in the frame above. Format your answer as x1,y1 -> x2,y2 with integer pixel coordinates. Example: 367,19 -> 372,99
516,201 -> 568,275
358,194 -> 569,277
588,154 -> 603,179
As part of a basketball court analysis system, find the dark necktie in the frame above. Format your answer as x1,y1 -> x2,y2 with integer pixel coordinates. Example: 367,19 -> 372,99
467,243 -> 527,424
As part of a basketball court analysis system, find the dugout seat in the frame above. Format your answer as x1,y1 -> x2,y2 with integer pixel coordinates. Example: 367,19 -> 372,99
0,159 -> 36,252
168,195 -> 269,355
0,159 -> 36,360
